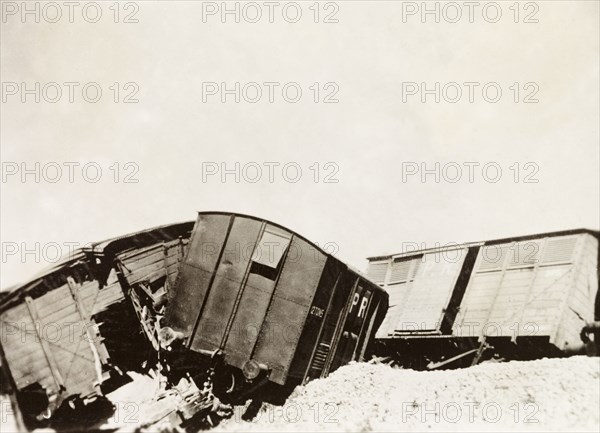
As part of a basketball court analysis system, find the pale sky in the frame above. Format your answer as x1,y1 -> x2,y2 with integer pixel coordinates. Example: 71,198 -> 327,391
1,0 -> 598,289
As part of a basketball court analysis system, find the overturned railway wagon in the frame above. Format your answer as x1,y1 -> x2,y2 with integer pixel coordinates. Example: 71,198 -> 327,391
0,222 -> 194,424
157,212 -> 389,402
368,229 -> 600,369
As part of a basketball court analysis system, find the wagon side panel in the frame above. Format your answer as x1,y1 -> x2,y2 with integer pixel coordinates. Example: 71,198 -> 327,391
191,216 -> 263,356
165,214 -> 231,339
252,237 -> 325,385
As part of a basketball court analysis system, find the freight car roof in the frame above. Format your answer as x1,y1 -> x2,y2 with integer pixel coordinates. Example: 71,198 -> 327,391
82,220 -> 194,255
366,228 -> 600,261
0,249 -> 87,294
0,221 -> 195,307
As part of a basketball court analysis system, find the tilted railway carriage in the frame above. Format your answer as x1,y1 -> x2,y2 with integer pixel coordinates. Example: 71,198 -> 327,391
368,229 -> 599,369
161,212 -> 388,400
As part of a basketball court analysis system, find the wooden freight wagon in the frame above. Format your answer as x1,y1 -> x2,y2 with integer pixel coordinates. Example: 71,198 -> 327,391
367,229 -> 599,368
0,254 -> 115,420
0,221 -> 194,424
159,212 -> 389,403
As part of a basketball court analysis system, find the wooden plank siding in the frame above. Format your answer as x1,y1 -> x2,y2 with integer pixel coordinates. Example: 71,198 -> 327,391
373,249 -> 467,337
553,233 -> 598,349
0,264 -> 127,414
0,284 -> 108,408
456,233 -> 598,348
369,230 -> 598,358
117,238 -> 188,289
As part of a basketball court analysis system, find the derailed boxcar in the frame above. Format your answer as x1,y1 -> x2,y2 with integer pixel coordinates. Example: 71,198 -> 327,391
0,221 -> 194,425
368,229 -> 599,369
160,212 -> 389,402
0,251 -> 115,421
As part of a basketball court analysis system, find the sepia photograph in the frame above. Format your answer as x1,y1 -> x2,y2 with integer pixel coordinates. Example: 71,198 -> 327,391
1,1 -> 599,431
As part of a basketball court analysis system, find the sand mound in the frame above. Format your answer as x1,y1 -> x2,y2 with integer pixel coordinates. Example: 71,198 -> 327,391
216,356 -> 600,432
